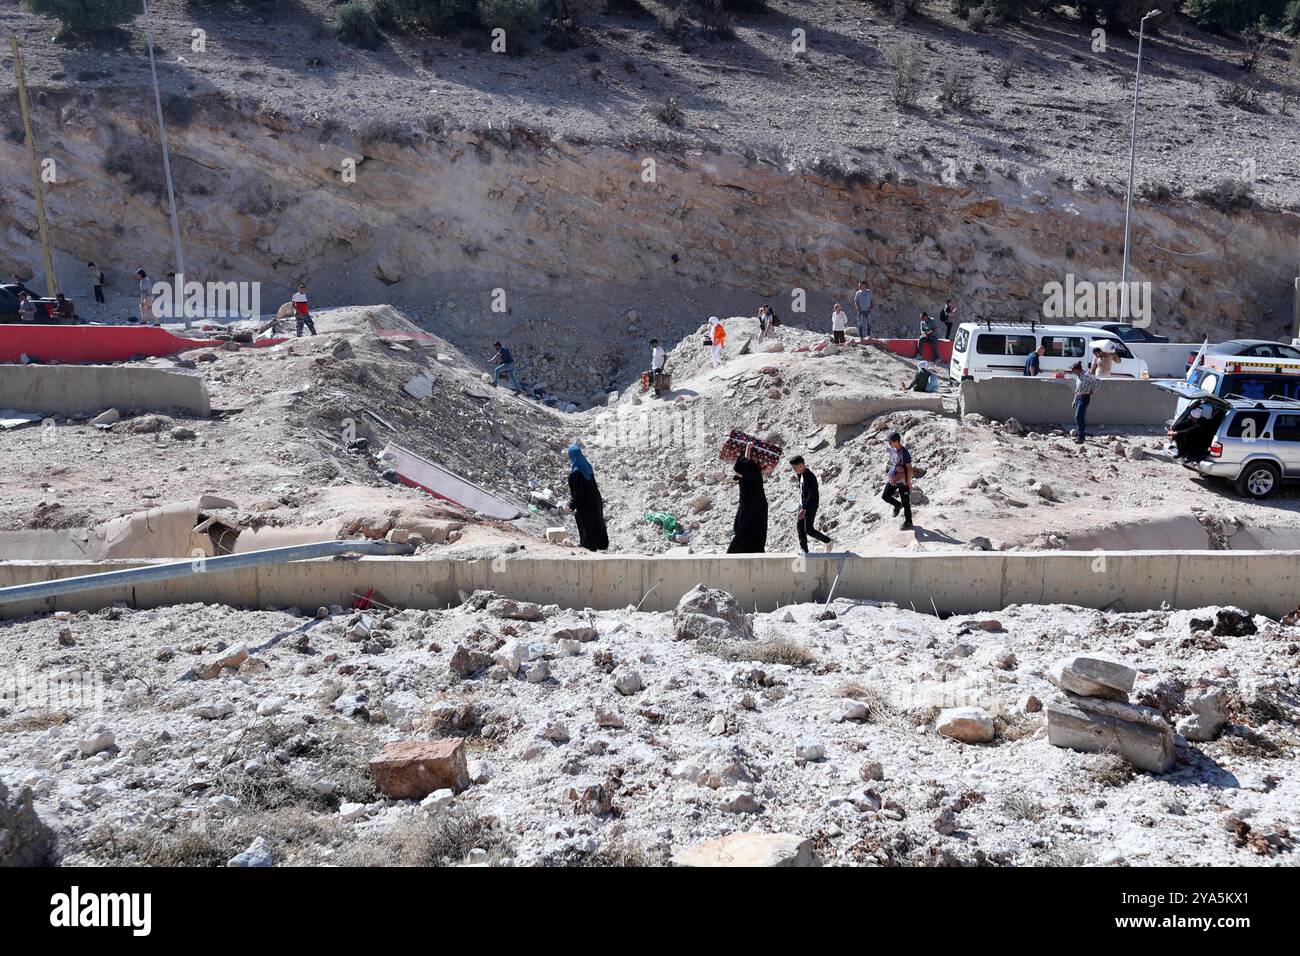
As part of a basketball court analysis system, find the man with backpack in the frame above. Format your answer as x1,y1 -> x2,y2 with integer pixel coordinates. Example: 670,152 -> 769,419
87,262 -> 106,318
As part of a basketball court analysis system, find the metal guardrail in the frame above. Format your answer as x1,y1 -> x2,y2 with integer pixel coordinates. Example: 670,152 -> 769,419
0,539 -> 413,607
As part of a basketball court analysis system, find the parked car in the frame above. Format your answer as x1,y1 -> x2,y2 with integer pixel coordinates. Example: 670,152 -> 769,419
1076,321 -> 1170,344
949,321 -> 1149,380
1158,381 -> 1300,498
1206,339 -> 1300,360
0,283 -> 57,322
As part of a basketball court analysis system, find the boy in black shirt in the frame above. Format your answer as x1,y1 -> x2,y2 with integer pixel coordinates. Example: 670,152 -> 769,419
789,456 -> 832,552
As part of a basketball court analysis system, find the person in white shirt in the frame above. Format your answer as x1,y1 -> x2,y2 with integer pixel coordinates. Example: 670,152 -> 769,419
831,303 -> 849,345
709,316 -> 725,368
291,284 -> 316,336
649,338 -> 667,397
135,269 -> 156,325
17,292 -> 37,322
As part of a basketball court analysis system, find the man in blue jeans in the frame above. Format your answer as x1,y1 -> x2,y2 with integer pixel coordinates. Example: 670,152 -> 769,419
490,340 -> 521,391
853,280 -> 873,340
1071,361 -> 1099,444
917,311 -> 940,361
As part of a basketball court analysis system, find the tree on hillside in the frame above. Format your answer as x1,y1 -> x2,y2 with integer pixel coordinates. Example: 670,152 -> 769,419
1187,0 -> 1292,32
21,0 -> 143,40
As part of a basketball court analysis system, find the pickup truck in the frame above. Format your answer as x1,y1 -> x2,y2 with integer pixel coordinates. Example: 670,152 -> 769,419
0,283 -> 61,322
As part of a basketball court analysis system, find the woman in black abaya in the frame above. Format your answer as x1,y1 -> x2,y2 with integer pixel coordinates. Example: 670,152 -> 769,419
566,443 -> 609,552
726,441 -> 768,554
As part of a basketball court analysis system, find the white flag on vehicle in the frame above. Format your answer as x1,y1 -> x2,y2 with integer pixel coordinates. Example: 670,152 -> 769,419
1185,338 -> 1208,381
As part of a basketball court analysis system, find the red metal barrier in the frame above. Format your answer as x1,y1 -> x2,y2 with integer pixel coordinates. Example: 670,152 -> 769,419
878,338 -> 953,363
0,324 -> 285,363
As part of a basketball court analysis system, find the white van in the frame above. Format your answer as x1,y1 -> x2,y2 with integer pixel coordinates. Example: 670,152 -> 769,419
949,321 -> 1150,381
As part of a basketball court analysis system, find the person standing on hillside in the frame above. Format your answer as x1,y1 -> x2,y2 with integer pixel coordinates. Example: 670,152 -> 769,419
490,340 -> 522,390
757,304 -> 779,343
937,298 -> 957,339
87,262 -> 105,318
649,337 -> 667,397
710,316 -> 726,368
1071,361 -> 1099,444
917,311 -> 940,362
727,441 -> 768,553
831,303 -> 849,345
566,443 -> 609,552
881,431 -> 914,531
854,280 -> 874,341
291,284 -> 317,336
135,269 -> 156,326
790,455 -> 832,553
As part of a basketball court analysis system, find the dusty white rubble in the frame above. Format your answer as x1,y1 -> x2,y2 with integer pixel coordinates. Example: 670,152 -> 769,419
0,591 -> 1295,867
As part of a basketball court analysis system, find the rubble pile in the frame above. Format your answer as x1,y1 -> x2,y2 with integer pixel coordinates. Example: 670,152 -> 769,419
1,592 -> 1294,867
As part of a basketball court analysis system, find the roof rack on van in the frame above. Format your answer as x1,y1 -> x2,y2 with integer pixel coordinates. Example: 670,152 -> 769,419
1221,393 -> 1300,408
980,318 -> 1041,331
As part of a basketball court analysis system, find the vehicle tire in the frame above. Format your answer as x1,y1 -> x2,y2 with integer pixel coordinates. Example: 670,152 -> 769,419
1236,461 -> 1280,499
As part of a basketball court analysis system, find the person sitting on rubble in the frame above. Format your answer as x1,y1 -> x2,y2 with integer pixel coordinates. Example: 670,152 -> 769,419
566,443 -> 609,551
901,360 -> 938,393
490,340 -> 522,391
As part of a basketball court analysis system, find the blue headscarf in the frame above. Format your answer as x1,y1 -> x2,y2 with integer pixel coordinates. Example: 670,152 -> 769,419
567,443 -> 594,480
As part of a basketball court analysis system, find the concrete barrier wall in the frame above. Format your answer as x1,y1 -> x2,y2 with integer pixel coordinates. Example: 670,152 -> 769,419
959,377 -> 1176,426
810,393 -> 946,426
0,365 -> 210,416
1128,342 -> 1198,378
3,551 -> 1299,619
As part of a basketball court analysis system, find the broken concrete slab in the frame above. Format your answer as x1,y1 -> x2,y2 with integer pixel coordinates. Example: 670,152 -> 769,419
0,409 -> 42,430
671,831 -> 816,867
809,391 -> 945,426
1045,693 -> 1175,774
0,365 -> 210,416
369,739 -> 470,798
380,443 -> 520,520
403,372 -> 434,400
1048,654 -> 1136,702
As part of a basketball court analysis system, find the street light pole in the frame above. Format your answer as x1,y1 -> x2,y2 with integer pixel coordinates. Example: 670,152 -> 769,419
1120,10 -> 1160,324
142,0 -> 189,328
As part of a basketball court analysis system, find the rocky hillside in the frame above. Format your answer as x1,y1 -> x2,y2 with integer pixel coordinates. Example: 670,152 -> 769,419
2,1 -> 1299,381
